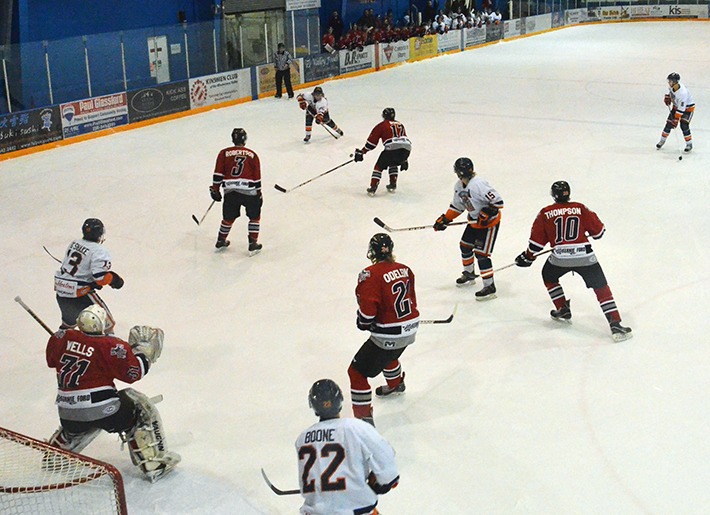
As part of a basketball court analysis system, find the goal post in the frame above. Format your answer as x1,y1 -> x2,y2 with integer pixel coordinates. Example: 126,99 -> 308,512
0,426 -> 127,515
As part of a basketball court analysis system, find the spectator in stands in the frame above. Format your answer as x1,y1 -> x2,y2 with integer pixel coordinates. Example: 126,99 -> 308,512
424,0 -> 437,24
328,11 -> 344,42
322,27 -> 336,53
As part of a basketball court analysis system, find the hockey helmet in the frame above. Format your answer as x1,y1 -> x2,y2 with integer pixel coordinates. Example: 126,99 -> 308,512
382,107 -> 396,121
550,180 -> 571,203
82,218 -> 105,243
667,72 -> 680,83
308,379 -> 343,419
312,86 -> 324,98
232,128 -> 247,146
367,233 -> 394,263
77,304 -> 108,335
453,157 -> 475,180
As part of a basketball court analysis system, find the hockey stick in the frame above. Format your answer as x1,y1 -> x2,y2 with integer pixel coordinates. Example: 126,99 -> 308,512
419,304 -> 457,324
321,123 -> 340,139
192,200 -> 215,226
373,217 -> 470,232
14,296 -> 53,335
668,106 -> 684,161
260,468 -> 300,496
43,246 -> 62,263
493,248 -> 554,273
274,159 -> 354,193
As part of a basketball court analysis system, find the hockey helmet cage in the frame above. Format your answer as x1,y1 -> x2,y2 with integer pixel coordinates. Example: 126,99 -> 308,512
667,72 -> 680,83
382,107 -> 396,121
367,233 -> 394,263
308,379 -> 343,419
82,218 -> 105,243
453,157 -> 475,180
312,86 -> 324,97
77,304 -> 108,335
550,180 -> 571,203
231,128 -> 247,146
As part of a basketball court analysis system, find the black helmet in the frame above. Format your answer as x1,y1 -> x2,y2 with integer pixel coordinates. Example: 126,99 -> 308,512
308,379 -> 343,419
550,181 -> 571,203
313,86 -> 324,97
667,72 -> 680,83
232,128 -> 247,146
453,157 -> 475,180
382,107 -> 396,121
82,218 -> 105,243
367,233 -> 394,263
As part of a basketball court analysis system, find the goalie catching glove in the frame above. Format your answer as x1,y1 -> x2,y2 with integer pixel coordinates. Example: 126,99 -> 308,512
128,325 -> 164,363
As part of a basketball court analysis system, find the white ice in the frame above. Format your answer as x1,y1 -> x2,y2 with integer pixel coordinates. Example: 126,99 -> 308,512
1,21 -> 709,514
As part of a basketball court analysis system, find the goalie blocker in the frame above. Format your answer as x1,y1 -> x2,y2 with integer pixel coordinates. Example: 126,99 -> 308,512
45,310 -> 180,482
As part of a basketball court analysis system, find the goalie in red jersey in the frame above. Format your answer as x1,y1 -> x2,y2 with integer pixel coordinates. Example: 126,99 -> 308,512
348,233 -> 419,427
353,107 -> 412,196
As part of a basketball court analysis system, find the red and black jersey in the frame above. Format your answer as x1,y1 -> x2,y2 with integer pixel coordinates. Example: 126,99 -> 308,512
356,261 -> 419,341
362,120 -> 412,154
213,145 -> 261,195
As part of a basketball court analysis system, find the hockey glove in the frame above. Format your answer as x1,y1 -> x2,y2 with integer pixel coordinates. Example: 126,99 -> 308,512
297,95 -> 307,110
672,111 -> 682,128
210,187 -> 222,202
315,113 -> 324,124
515,251 -> 534,268
354,149 -> 364,162
478,206 -> 499,227
433,214 -> 451,231
367,472 -> 399,495
400,160 -> 409,171
109,272 -> 124,289
664,94 -> 671,106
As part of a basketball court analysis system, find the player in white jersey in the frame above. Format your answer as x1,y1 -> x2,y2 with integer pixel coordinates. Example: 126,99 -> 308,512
54,218 -> 124,333
295,379 -> 399,515
656,72 -> 695,153
433,157 -> 504,300
297,86 -> 343,142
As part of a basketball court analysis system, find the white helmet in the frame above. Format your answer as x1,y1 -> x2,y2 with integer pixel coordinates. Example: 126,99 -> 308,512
76,305 -> 108,335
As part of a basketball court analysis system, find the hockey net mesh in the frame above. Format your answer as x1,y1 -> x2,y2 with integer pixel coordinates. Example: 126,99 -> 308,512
0,427 -> 127,515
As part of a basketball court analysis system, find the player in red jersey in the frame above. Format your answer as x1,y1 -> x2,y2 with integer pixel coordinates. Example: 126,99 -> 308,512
515,181 -> 632,342
45,305 -> 180,481
210,128 -> 263,255
354,107 -> 412,196
348,233 -> 419,426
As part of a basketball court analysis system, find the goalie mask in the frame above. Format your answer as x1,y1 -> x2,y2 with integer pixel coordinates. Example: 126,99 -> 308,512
77,305 -> 108,335
231,128 -> 247,146
82,218 -> 105,243
308,379 -> 343,419
550,180 -> 571,203
367,233 -> 394,263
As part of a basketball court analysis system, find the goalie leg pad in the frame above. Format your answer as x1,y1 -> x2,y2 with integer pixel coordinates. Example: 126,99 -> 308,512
128,325 -> 164,363
43,426 -> 101,471
121,388 -> 181,482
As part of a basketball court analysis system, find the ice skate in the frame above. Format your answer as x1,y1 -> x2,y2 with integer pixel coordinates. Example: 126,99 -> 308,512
550,300 -> 571,321
144,452 -> 181,483
475,283 -> 497,301
375,379 -> 405,397
336,128 -> 343,136
366,187 -> 377,197
215,239 -> 230,250
455,270 -> 478,286
303,134 -> 311,143
684,141 -> 693,152
248,241 -> 263,256
386,183 -> 397,193
610,321 -> 633,342
655,138 -> 666,149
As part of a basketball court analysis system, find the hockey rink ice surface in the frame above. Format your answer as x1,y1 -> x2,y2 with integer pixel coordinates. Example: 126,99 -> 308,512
1,21 -> 708,514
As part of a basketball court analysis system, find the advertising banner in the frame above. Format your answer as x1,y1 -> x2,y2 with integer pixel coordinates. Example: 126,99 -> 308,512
565,9 -> 588,24
256,61 -> 303,95
127,81 -> 190,123
285,0 -> 320,10
190,69 -> 252,108
504,19 -> 522,38
524,14 -> 552,35
409,35 -> 437,61
464,26 -> 486,47
60,93 -> 128,139
304,53 -> 340,83
0,106 -> 63,154
485,24 -> 503,42
378,40 -> 410,67
437,30 -> 461,53
339,45 -> 375,74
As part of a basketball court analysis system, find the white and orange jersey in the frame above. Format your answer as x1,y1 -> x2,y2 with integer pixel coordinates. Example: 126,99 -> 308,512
54,239 -> 113,298
362,120 -> 412,153
445,176 -> 504,229
669,83 -> 695,114
298,92 -> 330,117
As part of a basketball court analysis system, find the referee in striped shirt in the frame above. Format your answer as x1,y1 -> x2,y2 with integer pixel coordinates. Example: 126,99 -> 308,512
274,43 -> 294,99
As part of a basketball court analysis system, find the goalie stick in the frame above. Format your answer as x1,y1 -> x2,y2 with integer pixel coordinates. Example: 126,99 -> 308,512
261,468 -> 300,496
373,217 -> 470,232
274,159 -> 354,193
15,296 -> 53,335
192,200 -> 215,226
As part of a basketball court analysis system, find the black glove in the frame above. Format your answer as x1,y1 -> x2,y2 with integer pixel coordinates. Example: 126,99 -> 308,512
367,472 -> 398,495
433,214 -> 450,231
400,160 -> 409,171
109,272 -> 124,289
88,281 -> 103,291
210,187 -> 222,202
478,205 -> 499,227
354,149 -> 364,162
515,252 -> 534,268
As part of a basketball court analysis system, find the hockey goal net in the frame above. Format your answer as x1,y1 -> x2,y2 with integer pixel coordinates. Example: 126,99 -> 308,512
0,426 -> 127,515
